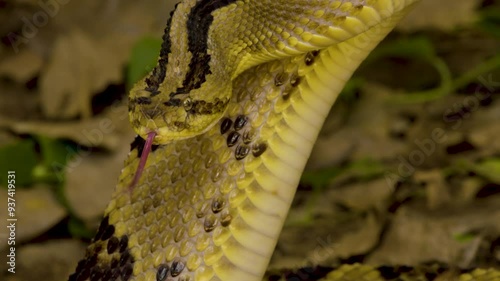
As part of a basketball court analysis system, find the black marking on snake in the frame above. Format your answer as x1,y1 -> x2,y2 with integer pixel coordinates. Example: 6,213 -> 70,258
283,73 -> 301,101
221,214 -> 232,227
107,236 -> 119,254
68,216 -> 135,281
226,131 -> 240,147
166,0 -> 238,104
94,216 -> 109,241
204,215 -> 217,232
119,235 -> 128,253
170,259 -> 186,277
290,74 -> 301,87
179,0 -> 237,93
274,72 -> 288,87
235,144 -> 250,160
211,197 -> 225,213
130,135 -> 160,158
304,50 -> 319,66
156,264 -> 170,281
252,143 -> 267,157
187,98 -> 226,115
101,224 -> 115,241
135,97 -> 152,105
242,129 -> 254,144
378,265 -> 436,280
220,117 -> 233,134
164,97 -> 182,107
234,115 -> 248,131
144,4 -> 179,96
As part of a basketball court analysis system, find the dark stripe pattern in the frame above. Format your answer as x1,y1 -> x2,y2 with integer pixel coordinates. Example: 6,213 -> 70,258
144,3 -> 179,96
175,0 -> 237,94
168,0 -> 237,103
145,0 -> 237,104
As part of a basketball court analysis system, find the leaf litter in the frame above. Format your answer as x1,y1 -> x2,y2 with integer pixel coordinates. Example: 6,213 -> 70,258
0,0 -> 500,280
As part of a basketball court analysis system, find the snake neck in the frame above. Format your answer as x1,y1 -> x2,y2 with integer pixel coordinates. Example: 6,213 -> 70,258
69,1 -> 421,281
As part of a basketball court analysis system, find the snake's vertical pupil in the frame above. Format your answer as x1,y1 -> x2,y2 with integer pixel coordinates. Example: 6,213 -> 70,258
129,131 -> 157,191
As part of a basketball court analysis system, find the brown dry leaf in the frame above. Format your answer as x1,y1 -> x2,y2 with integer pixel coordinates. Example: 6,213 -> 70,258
467,95 -> 500,157
308,82 -> 407,170
398,0 -> 481,31
0,185 -> 66,246
0,79 -> 41,120
10,240 -> 85,281
305,213 -> 382,265
367,196 -> 500,266
456,178 -> 483,203
270,213 -> 382,269
6,0 -> 175,121
413,169 -> 451,209
306,129 -> 354,170
327,178 -> 393,211
65,129 -> 134,221
40,29 -> 122,119
0,103 -> 132,150
0,48 -> 42,82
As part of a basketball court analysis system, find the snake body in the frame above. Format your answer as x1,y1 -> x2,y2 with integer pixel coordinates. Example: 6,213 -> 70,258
65,1 -> 499,280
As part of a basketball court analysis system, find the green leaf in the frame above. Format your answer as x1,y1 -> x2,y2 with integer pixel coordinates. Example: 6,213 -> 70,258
126,36 -> 162,88
301,158 -> 385,189
34,135 -> 77,183
367,37 -> 436,62
339,77 -> 364,103
472,158 -> 500,184
478,8 -> 500,38
38,135 -> 70,166
478,21 -> 500,38
364,37 -> 455,103
0,139 -> 38,187
345,158 -> 386,180
453,232 -> 477,243
68,217 -> 95,239
301,167 -> 342,189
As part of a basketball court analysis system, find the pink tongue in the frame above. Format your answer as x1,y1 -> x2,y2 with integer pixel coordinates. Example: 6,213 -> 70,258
129,131 -> 157,191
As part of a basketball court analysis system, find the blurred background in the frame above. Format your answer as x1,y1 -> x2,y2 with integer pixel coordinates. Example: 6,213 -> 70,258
0,0 -> 499,280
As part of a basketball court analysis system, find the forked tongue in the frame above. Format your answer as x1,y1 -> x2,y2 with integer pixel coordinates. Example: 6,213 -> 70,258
129,131 -> 157,191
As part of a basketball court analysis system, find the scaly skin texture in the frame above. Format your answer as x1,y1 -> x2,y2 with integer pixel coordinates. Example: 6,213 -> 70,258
67,1 -> 500,281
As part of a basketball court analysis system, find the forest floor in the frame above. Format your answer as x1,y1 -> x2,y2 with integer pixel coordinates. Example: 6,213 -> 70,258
0,0 -> 499,280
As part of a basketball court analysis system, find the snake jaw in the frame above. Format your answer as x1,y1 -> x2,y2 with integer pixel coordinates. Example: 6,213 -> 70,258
128,131 -> 157,191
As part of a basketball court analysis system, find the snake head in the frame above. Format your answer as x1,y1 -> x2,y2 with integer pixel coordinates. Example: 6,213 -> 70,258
128,80 -> 230,144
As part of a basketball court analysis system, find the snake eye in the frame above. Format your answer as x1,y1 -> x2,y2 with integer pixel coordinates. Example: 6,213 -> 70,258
183,98 -> 193,111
